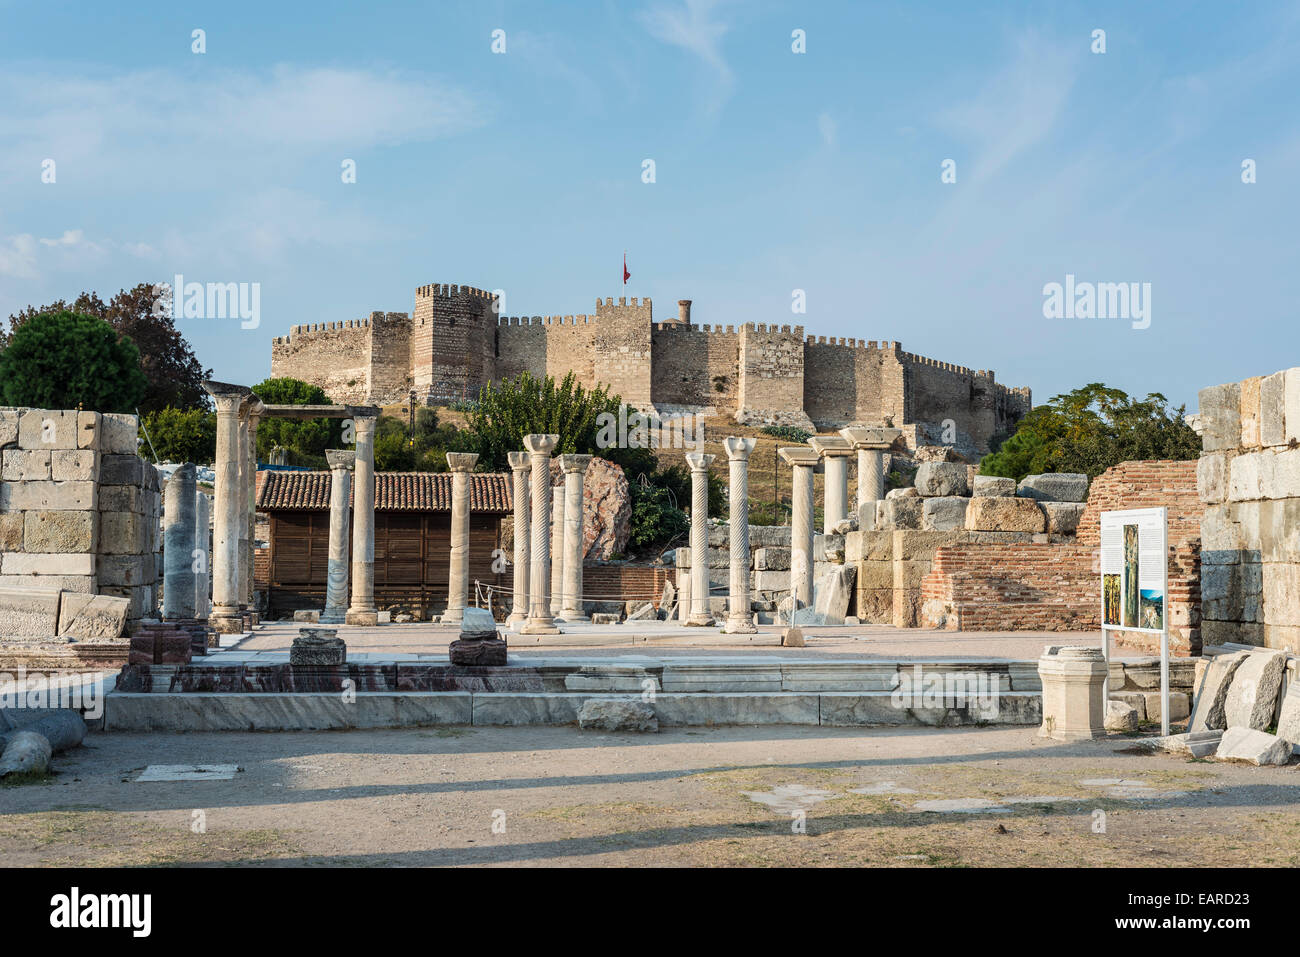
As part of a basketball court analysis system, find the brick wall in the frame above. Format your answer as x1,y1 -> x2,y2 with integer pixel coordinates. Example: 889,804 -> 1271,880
920,460 -> 1202,654
581,563 -> 669,606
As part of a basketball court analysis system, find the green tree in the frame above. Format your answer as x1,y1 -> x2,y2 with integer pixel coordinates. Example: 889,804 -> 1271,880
8,284 -> 211,413
465,371 -> 622,470
251,377 -> 342,467
138,407 -> 217,464
628,481 -> 690,552
0,310 -> 148,412
980,383 -> 1200,481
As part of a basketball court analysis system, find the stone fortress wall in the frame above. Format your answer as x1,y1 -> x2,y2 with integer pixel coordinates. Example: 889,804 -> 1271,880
271,284 -> 1032,452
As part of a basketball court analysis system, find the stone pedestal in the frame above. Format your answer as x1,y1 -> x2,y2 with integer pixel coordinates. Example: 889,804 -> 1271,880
290,627 -> 346,666
1038,646 -> 1109,740
723,437 -> 757,634
549,483 -> 566,617
521,434 -> 560,635
162,463 -> 197,620
684,452 -> 716,626
506,451 -> 531,627
346,410 -> 380,626
560,454 -> 592,621
810,435 -> 852,533
443,451 -> 480,625
448,606 -> 507,666
202,381 -> 252,634
321,450 -> 354,624
780,446 -> 819,614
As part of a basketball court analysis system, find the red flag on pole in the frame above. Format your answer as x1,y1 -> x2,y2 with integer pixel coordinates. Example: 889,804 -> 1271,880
623,252 -> 630,285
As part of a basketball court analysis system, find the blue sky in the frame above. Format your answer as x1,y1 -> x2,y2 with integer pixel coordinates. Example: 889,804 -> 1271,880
2,0 -> 1297,412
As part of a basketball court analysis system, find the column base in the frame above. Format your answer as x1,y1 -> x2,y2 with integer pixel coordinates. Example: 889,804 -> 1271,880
722,616 -> 758,634
683,615 -> 716,627
319,611 -> 346,625
559,610 -> 589,623
211,615 -> 244,635
345,609 -> 379,626
520,618 -> 561,635
442,610 -> 465,626
504,612 -> 528,628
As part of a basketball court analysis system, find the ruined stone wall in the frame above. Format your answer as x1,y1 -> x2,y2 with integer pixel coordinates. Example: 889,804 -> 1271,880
650,323 -> 740,410
736,323 -> 810,429
411,283 -> 498,404
0,408 -> 161,649
802,339 -> 894,426
272,281 -> 1030,445
271,320 -> 373,405
1198,368 -> 1300,653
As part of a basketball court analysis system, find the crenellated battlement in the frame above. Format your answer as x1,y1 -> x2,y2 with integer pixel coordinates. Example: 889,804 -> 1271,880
271,278 -> 1031,452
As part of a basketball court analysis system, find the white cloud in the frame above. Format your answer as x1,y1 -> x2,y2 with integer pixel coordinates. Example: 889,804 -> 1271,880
639,0 -> 735,114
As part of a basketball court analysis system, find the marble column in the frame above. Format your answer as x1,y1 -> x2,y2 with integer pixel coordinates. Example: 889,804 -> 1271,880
162,463 -> 197,620
245,398 -> 264,615
549,483 -> 566,617
684,451 -> 716,626
560,454 -> 591,621
194,487 -> 210,619
202,381 -> 251,633
346,409 -> 380,626
321,450 -> 354,624
236,402 -> 250,610
780,446 -> 819,614
722,437 -> 757,634
521,434 -> 559,634
506,451 -> 531,627
443,451 -> 479,625
810,436 -> 853,534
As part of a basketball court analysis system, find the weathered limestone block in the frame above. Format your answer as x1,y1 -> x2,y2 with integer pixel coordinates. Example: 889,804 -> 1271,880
921,496 -> 968,531
1199,381 -> 1242,452
1,553 -> 95,575
1016,473 -> 1088,503
0,409 -> 19,446
0,513 -> 22,551
813,564 -> 856,624
1214,726 -> 1291,765
98,453 -> 145,486
813,533 -> 845,562
0,480 -> 95,511
1258,370 -> 1287,447
964,496 -> 1046,533
1042,501 -> 1087,536
1105,700 -> 1139,732
1287,367 -> 1300,444
1263,562 -> 1300,626
2,449 -> 51,481
755,546 -> 790,570
1223,649 -> 1286,730
750,525 -> 793,548
880,497 -> 921,529
18,410 -> 80,450
1266,447 -> 1300,499
972,475 -> 1016,497
1200,504 -> 1240,562
1142,691 -> 1190,725
576,699 -> 658,732
885,486 -> 918,499
51,450 -> 97,482
23,511 -> 95,553
914,462 -> 968,497
100,413 -> 140,454
99,511 -> 148,554
1275,682 -> 1300,750
1228,451 -> 1272,502
1197,453 -> 1228,504
97,554 -> 149,587
56,593 -> 129,639
1239,375 -> 1262,448
0,587 -> 61,637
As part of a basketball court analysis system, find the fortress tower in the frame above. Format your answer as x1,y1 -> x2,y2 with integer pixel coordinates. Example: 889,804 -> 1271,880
270,281 -> 1032,454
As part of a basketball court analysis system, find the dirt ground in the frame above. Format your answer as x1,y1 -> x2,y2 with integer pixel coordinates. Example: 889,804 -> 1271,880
3,724 -> 1297,867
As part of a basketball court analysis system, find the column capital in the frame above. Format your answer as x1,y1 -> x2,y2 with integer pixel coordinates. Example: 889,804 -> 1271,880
685,451 -> 715,471
559,453 -> 592,473
778,446 -> 820,468
507,451 -> 531,472
247,396 -> 267,421
446,451 -> 480,473
345,405 -> 381,419
202,379 -> 251,414
723,436 -> 756,461
326,449 -> 356,471
839,425 -> 902,449
809,435 -> 853,458
523,433 -> 558,456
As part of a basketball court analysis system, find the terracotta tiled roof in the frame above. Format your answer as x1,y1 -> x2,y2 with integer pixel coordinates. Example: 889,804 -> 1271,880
255,470 -> 512,513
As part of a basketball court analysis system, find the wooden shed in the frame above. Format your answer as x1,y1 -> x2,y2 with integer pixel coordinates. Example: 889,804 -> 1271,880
255,470 -> 512,620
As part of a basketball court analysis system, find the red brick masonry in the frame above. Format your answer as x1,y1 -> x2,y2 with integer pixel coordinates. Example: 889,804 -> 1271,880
921,460 -> 1202,655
